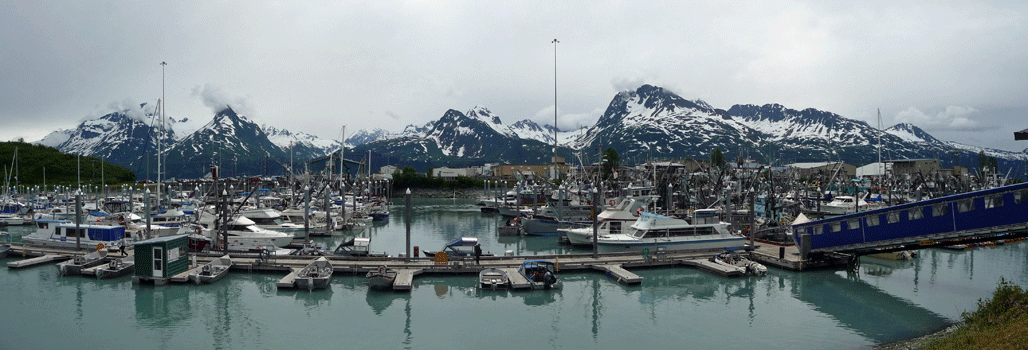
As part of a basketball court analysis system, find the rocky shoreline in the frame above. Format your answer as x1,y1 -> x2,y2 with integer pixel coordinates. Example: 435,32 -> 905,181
873,323 -> 962,350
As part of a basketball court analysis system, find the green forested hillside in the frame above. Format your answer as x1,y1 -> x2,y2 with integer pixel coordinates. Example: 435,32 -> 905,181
0,142 -> 135,186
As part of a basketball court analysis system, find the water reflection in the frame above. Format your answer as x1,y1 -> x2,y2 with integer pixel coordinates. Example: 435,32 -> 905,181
790,270 -> 949,343
134,285 -> 191,348
365,288 -> 411,315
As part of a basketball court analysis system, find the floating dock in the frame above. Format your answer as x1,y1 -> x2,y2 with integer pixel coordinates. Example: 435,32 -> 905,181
3,242 -> 854,290
276,268 -> 302,289
7,254 -> 73,269
592,264 -> 643,284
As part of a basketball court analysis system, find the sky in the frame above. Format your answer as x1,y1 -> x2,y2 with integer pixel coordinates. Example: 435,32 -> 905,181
2,1 -> 1027,152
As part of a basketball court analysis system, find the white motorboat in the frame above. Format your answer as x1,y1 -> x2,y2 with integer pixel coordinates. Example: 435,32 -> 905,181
295,256 -> 333,290
710,250 -> 767,276
560,198 -> 654,245
240,208 -> 306,235
819,195 -> 882,216
594,211 -> 746,253
58,250 -> 108,276
94,258 -> 134,279
479,268 -> 510,290
191,254 -> 232,284
193,213 -> 293,250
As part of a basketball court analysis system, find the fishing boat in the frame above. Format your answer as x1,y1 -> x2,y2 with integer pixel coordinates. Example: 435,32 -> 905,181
22,219 -> 127,249
594,212 -> 746,253
190,254 -> 232,284
333,237 -> 389,257
497,217 -> 521,236
94,258 -> 134,279
421,237 -> 492,258
57,250 -> 108,276
295,256 -> 333,290
518,260 -> 560,289
710,249 -> 767,276
479,268 -> 510,290
366,265 -> 396,289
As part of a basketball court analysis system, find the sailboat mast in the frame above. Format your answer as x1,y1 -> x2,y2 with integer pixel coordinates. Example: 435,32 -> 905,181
552,38 -> 559,183
158,61 -> 167,208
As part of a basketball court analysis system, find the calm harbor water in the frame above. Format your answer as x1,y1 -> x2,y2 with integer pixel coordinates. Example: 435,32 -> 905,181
1,198 -> 1026,349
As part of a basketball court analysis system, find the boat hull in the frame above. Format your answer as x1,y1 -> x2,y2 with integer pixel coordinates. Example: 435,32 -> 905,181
596,236 -> 747,253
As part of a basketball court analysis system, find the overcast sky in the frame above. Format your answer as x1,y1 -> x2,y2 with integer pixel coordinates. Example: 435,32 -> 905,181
2,1 -> 1027,152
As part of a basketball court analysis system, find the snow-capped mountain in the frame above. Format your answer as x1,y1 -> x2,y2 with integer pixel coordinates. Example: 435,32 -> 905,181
347,128 -> 395,146
32,84 -> 1028,179
572,85 -> 761,161
263,124 -> 342,156
884,123 -> 943,145
37,128 -> 73,148
162,107 -> 291,178
41,104 -> 178,177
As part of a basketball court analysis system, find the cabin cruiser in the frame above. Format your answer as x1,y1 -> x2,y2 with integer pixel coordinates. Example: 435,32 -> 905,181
560,198 -> 652,245
818,195 -> 883,216
240,208 -> 305,235
190,215 -> 292,250
593,211 -> 746,253
22,219 -> 127,249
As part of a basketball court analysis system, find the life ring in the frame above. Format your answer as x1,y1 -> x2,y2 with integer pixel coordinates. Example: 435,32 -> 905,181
194,226 -> 202,235
117,215 -> 125,224
609,199 -> 616,206
378,266 -> 386,275
96,243 -> 106,252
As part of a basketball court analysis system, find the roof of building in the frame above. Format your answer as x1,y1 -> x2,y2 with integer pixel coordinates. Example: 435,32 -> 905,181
787,161 -> 846,169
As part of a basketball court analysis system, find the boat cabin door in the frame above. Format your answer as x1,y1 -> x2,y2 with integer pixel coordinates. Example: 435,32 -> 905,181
152,247 -> 164,278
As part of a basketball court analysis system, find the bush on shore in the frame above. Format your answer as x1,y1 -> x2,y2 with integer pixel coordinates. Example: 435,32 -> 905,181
923,278 -> 1028,350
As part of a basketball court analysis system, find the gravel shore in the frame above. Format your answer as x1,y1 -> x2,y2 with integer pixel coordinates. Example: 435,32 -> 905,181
873,323 -> 962,350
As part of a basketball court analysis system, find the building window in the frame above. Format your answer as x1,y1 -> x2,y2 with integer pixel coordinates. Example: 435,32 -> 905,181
957,199 -> 974,213
985,195 -> 1003,209
867,215 -> 880,227
909,207 -> 924,220
887,211 -> 901,223
933,204 -> 949,217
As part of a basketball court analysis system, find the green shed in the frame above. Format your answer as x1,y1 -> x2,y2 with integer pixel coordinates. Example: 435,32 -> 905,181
132,234 -> 189,285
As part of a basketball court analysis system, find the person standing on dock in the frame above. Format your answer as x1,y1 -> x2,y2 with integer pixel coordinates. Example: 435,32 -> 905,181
474,243 -> 482,265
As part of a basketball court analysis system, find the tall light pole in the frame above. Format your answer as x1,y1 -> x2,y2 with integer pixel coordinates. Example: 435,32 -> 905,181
551,39 -> 560,183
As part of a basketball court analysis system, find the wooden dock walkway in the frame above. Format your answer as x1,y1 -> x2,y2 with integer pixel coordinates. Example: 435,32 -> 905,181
2,241 -> 857,291
7,254 -> 73,269
276,268 -> 302,289
501,268 -> 531,289
392,269 -> 418,291
593,264 -> 643,284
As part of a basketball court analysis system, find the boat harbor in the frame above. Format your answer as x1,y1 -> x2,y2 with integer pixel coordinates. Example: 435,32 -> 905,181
0,240 -> 826,290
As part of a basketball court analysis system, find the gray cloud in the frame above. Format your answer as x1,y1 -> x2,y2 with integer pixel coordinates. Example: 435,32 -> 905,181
1,1 -> 1027,152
